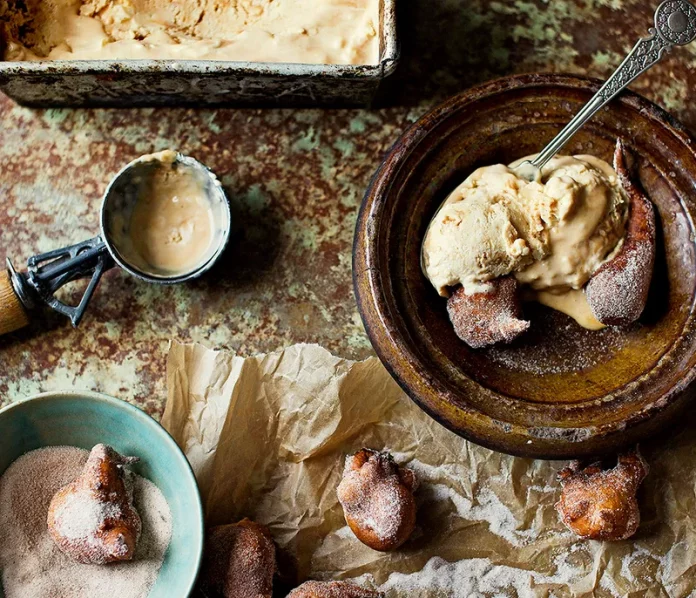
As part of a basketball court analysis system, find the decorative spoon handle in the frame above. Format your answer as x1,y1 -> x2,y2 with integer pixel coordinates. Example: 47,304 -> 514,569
519,0 -> 696,178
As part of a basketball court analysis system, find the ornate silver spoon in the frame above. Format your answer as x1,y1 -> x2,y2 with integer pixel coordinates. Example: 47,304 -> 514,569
514,0 -> 696,181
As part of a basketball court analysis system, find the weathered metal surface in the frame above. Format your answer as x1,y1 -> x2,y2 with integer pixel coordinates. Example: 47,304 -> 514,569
0,0 -> 398,107
1,0 -> 695,417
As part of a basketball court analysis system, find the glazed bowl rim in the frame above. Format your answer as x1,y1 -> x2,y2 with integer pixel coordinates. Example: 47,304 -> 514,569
0,389 -> 204,596
353,72 -> 696,459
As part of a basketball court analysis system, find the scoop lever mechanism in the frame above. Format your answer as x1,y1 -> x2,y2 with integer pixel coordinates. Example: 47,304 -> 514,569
7,237 -> 114,328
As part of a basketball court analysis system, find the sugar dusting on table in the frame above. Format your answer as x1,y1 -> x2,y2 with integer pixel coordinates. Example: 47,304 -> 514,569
354,541 -> 665,597
0,446 -> 172,598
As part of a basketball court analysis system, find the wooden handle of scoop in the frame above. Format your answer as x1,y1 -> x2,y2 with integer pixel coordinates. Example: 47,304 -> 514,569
0,271 -> 29,335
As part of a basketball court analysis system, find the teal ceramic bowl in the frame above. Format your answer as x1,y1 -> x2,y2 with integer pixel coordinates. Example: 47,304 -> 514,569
0,391 -> 204,598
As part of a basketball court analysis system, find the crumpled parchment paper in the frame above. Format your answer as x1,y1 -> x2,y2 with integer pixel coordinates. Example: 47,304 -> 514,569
162,341 -> 696,598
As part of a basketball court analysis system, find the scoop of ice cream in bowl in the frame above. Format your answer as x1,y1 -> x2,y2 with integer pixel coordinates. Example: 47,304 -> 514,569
421,152 -> 633,338
353,74 -> 696,459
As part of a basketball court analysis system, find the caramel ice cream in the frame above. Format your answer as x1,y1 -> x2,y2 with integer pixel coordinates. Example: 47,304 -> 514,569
422,155 -> 628,329
1,0 -> 379,64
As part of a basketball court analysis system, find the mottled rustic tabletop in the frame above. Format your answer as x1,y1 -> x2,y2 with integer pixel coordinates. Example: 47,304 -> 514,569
1,0 -> 694,415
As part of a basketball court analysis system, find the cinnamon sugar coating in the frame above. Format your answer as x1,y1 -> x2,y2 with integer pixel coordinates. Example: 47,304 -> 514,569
446,277 -> 530,348
47,444 -> 142,565
288,580 -> 384,597
585,139 -> 656,326
337,449 -> 418,552
555,450 -> 649,541
199,519 -> 276,598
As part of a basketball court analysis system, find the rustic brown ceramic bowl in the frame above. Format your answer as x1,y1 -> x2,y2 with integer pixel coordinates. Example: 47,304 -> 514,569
354,73 -> 696,459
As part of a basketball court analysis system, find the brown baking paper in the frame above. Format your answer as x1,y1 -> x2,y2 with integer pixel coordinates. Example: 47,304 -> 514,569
162,341 -> 696,598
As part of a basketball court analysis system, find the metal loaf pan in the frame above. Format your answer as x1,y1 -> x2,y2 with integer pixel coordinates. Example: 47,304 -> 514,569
0,0 -> 398,107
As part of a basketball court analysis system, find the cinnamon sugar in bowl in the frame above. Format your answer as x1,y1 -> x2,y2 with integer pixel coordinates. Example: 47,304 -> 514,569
0,391 -> 203,598
354,74 -> 696,459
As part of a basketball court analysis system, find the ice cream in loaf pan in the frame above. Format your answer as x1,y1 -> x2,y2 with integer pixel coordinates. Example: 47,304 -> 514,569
2,0 -> 380,64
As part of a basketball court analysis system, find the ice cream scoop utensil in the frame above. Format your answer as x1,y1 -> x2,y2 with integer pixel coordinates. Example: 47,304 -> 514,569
0,152 -> 231,336
3,238 -> 113,332
514,0 -> 696,181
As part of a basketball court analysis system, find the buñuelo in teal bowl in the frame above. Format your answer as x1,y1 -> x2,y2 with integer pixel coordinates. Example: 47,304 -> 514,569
0,390 -> 204,598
